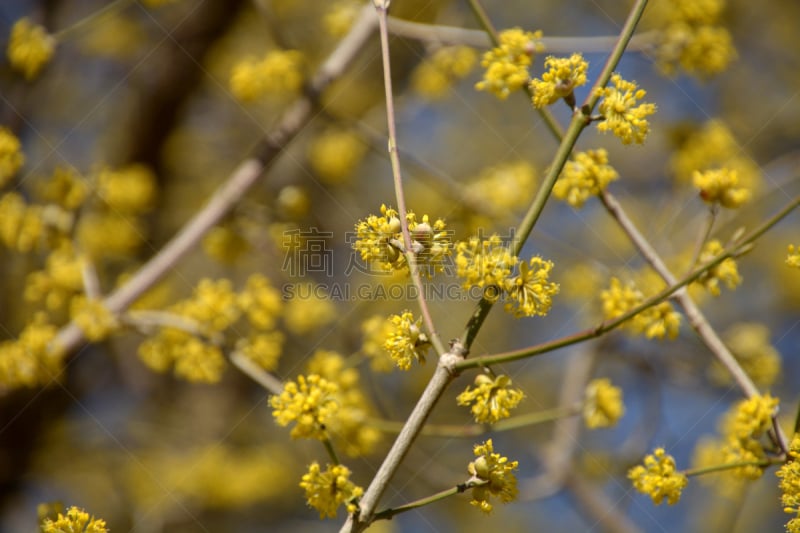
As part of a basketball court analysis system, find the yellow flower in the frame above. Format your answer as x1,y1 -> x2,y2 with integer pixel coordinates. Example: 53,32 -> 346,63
787,244 -> 800,269
37,166 -> 88,210
175,278 -> 240,333
455,234 -> 517,300
628,448 -> 687,505
457,374 -> 525,424
0,127 -> 24,186
300,462 -> 363,518
476,28 -> 543,99
694,239 -> 741,296
554,149 -> 618,208
0,192 -> 45,253
692,167 -> 750,208
600,277 -> 681,340
596,74 -> 656,145
306,350 -> 381,456
270,374 -> 339,440
412,45 -> 477,99
237,273 -> 282,330
721,393 -> 779,442
529,53 -> 589,108
308,128 -> 366,185
138,328 -> 226,383
229,50 -> 304,102
503,256 -> 559,317
70,296 -> 119,342
41,505 -> 107,533
96,164 -> 157,214
6,18 -> 56,80
0,313 -> 61,389
202,224 -> 250,264
467,439 -> 519,513
777,434 -> 800,532
235,331 -> 284,371
360,315 -> 396,372
354,205 -> 451,276
383,311 -> 429,370
583,378 -> 625,429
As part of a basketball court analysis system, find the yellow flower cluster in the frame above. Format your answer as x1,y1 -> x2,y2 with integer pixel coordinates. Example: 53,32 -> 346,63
596,74 -> 656,145
628,447 -> 688,505
553,149 -> 619,208
137,275 -> 284,382
601,277 -> 681,340
6,18 -> 56,80
360,315 -> 396,372
475,28 -> 543,99
202,223 -> 250,264
467,439 -> 519,513
530,53 -> 589,108
503,256 -> 560,317
271,374 -> 339,440
97,164 -> 156,214
25,242 -> 85,311
0,313 -> 61,389
37,166 -> 89,210
41,506 -> 107,533
694,239 -> 741,295
383,310 -> 430,370
0,127 -> 24,186
692,394 -> 779,489
306,350 -> 381,456
457,374 -> 525,424
455,234 -> 516,300
300,462 -> 363,518
787,245 -> 800,269
648,0 -> 737,77
229,49 -> 304,102
0,192 -> 47,253
707,322 -> 781,388
692,167 -> 750,208
412,45 -> 477,99
777,434 -> 800,533
465,160 -> 538,216
582,378 -> 625,429
670,120 -> 761,191
70,296 -> 119,342
308,128 -> 367,185
456,234 -> 559,317
353,204 -> 451,276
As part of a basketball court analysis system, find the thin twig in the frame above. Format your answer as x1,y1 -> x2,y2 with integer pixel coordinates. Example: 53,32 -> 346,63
374,1 -> 445,356
50,5 -> 379,356
372,480 -> 484,521
54,0 -> 134,40
687,205 -> 718,273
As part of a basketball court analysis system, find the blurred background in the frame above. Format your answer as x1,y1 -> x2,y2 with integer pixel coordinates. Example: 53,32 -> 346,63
1,0 -> 799,531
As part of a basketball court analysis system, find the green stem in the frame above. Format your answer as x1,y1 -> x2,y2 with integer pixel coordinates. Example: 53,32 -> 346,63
54,0 -> 135,40
683,458 -> 779,478
465,0 -> 499,43
368,402 -> 581,437
323,438 -> 341,466
372,480 -> 486,521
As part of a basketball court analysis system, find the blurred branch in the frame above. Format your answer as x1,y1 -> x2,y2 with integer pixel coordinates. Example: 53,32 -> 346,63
229,350 -> 284,396
563,472 -> 643,533
50,5 -> 379,356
